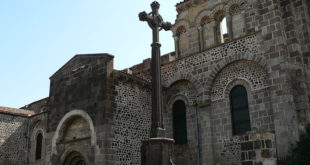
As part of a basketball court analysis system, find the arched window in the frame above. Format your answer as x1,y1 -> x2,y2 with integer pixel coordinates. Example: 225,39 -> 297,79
214,11 -> 228,43
230,85 -> 251,134
173,100 -> 187,144
35,133 -> 43,160
219,17 -> 228,43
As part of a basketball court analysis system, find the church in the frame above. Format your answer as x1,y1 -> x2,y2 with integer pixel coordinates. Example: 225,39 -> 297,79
1,0 -> 310,164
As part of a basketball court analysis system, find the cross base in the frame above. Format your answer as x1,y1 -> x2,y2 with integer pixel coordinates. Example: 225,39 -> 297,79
141,137 -> 175,165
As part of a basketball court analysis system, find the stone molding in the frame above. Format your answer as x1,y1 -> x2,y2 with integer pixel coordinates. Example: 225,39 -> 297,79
51,109 -> 96,155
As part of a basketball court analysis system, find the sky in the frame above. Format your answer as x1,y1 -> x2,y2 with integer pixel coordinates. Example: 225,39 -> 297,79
0,0 -> 181,108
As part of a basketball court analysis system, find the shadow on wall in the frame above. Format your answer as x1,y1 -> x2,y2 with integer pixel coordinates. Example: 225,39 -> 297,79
0,114 -> 29,164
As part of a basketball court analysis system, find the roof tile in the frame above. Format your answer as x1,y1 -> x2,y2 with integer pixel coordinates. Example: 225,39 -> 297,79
0,106 -> 36,116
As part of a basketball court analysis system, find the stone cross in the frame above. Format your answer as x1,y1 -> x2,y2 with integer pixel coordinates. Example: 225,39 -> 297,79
139,1 -> 172,138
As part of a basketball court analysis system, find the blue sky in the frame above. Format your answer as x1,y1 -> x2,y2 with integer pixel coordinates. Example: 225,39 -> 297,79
0,0 -> 180,108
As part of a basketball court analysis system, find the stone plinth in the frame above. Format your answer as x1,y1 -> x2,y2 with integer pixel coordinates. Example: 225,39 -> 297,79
141,138 -> 174,165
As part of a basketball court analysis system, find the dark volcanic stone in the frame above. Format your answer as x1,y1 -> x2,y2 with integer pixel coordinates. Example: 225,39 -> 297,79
261,149 -> 272,158
242,161 -> 253,165
265,139 -> 272,148
248,151 -> 256,160
241,142 -> 253,151
241,152 -> 247,161
254,140 -> 261,149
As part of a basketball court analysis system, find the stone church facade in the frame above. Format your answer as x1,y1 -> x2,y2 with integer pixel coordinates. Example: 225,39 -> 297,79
1,0 -> 310,164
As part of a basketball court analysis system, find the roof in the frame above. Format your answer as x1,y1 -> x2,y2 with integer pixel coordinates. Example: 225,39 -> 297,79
50,53 -> 114,79
29,97 -> 49,105
21,97 -> 49,109
114,70 -> 151,85
0,106 -> 36,117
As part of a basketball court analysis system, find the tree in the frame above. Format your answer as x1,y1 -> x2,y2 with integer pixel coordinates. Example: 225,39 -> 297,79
287,123 -> 310,165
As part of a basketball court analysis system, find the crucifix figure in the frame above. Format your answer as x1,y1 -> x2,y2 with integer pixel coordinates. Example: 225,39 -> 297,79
139,1 -> 172,138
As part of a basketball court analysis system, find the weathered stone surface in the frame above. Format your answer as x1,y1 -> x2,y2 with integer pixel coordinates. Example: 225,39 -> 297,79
141,138 -> 174,165
0,113 -> 29,164
261,149 -> 272,158
248,151 -> 256,160
242,161 -> 253,165
48,54 -> 114,130
254,140 -> 261,150
1,0 -> 310,165
112,79 -> 152,165
241,142 -> 254,151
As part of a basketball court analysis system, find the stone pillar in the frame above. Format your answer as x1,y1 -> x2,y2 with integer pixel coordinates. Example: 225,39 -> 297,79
241,11 -> 246,35
211,22 -> 219,45
174,35 -> 180,58
226,15 -> 233,40
141,138 -> 174,165
198,26 -> 204,51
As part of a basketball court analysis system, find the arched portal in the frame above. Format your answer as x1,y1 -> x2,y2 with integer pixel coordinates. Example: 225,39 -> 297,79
52,110 -> 96,164
52,110 -> 96,154
63,151 -> 86,165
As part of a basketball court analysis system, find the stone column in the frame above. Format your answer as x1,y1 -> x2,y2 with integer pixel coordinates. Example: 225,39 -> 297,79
241,11 -> 246,35
226,15 -> 233,40
211,21 -> 219,45
174,35 -> 180,58
198,26 -> 204,51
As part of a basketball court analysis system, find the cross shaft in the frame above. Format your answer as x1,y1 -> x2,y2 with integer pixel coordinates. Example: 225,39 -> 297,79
139,1 -> 172,138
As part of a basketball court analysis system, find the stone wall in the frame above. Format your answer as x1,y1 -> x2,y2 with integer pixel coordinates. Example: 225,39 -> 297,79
219,132 -> 276,165
22,98 -> 48,113
47,54 -> 114,132
0,113 -> 29,164
163,80 -> 199,165
28,114 -> 46,165
210,79 -> 275,165
0,1 -> 309,165
130,0 -> 310,163
278,0 -> 310,126
231,9 -> 245,39
251,0 -> 310,159
112,77 -> 152,165
172,0 -> 249,57
134,32 -> 271,164
46,54 -> 114,165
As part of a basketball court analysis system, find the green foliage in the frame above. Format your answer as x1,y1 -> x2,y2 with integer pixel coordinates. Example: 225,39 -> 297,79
287,123 -> 310,165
